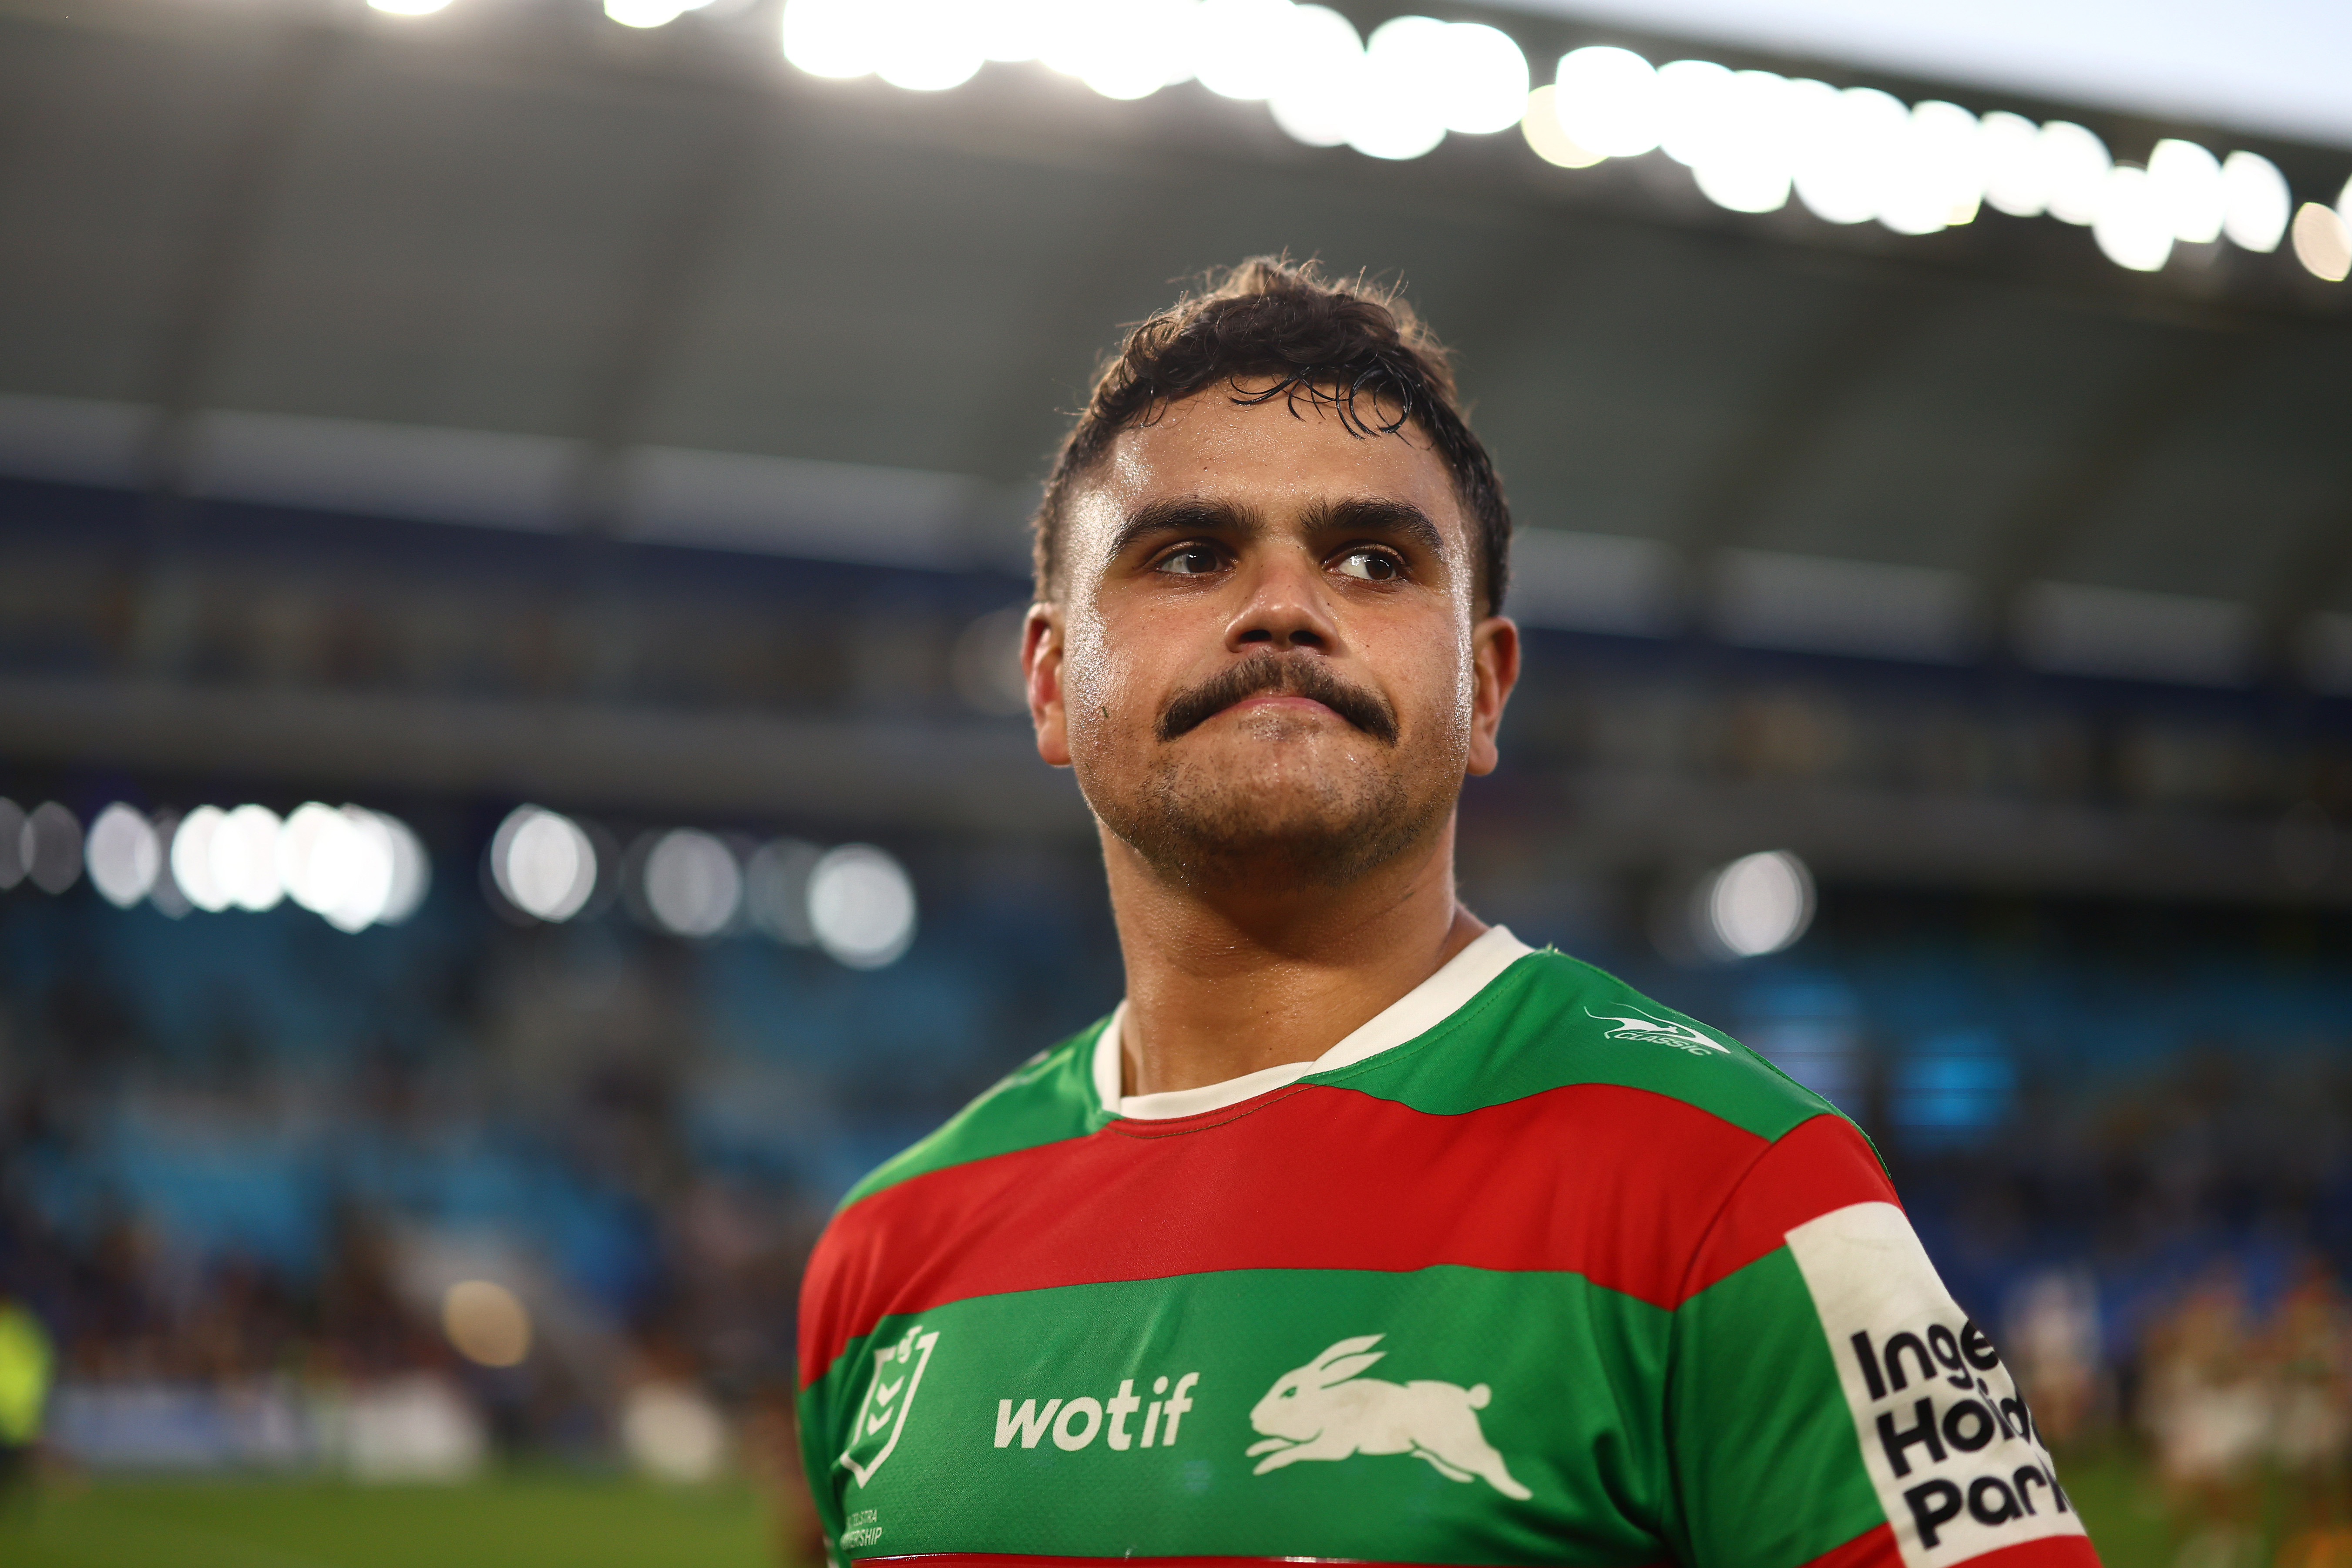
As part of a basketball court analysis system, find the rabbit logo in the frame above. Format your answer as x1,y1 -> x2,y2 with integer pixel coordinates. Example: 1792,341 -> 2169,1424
1245,1334 -> 1532,1500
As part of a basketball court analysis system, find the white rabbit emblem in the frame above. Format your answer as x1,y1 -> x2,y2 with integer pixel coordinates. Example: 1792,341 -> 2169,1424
1245,1334 -> 1532,1500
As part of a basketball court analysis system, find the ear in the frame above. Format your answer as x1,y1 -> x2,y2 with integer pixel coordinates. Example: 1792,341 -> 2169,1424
1310,1334 -> 1384,1368
1316,1351 -> 1386,1385
1466,614 -> 1519,778
1024,602 -> 1070,769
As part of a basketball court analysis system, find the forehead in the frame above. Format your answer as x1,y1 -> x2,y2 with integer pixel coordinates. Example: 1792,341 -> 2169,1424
1081,387 -> 1465,535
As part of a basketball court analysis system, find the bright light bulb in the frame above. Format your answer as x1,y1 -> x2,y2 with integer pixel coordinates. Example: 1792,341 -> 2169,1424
1656,59 -> 1734,170
1193,0 -> 1297,101
2220,151 -> 2289,252
1878,99 -> 1981,235
806,844 -> 917,968
170,807 -> 231,913
2037,121 -> 2110,225
368,0 -> 454,15
1347,17 -> 1447,159
1700,850 -> 1814,959
213,805 -> 286,912
782,0 -> 878,78
1521,85 -> 1602,169
1690,69 -> 1793,215
1042,0 -> 1196,101
2293,202 -> 2352,282
641,829 -> 742,938
1424,21 -> 1528,136
2092,165 -> 2174,272
1266,5 -> 1362,148
2147,138 -> 2224,245
84,804 -> 160,909
875,0 -> 987,90
1791,85 -> 1906,226
1551,45 -> 1660,159
491,806 -> 598,923
1978,111 -> 2046,217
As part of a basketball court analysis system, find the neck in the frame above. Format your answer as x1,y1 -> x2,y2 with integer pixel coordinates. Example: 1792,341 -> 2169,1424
1101,814 -> 1486,1098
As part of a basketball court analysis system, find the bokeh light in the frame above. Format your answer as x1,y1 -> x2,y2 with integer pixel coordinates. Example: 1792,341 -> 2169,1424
744,837 -> 822,946
806,843 -> 917,968
1551,46 -> 1661,159
2093,165 -> 2177,273
170,806 -> 231,913
84,803 -> 160,909
491,806 -> 598,923
441,1280 -> 531,1368
1698,849 -> 1815,960
2293,202 -> 2352,281
641,829 -> 743,938
214,804 -> 286,912
2221,151 -> 2291,252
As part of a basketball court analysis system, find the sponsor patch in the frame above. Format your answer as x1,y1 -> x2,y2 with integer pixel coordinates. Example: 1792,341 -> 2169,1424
1786,1203 -> 2087,1568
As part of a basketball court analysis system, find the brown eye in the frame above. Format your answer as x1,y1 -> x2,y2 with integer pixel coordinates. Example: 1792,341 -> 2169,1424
1154,546 -> 1223,576
1334,549 -> 1401,582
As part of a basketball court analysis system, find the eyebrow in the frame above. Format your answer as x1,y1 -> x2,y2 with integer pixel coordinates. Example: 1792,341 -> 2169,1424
1103,495 -> 1449,567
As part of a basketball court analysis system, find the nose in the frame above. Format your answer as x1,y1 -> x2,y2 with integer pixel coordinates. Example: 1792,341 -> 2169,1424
1226,546 -> 1338,655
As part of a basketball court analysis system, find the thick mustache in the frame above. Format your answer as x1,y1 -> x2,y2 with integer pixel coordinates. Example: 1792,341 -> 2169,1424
1156,654 -> 1400,744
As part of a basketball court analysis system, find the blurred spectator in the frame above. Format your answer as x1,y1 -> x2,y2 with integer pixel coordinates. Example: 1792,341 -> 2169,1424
0,1290 -> 53,1495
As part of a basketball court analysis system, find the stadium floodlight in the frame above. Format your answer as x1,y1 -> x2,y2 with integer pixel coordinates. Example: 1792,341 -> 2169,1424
2220,151 -> 2290,252
1266,5 -> 1362,148
782,0 -> 878,79
214,805 -> 286,912
978,0 -> 1053,64
2146,138 -> 2225,245
873,0 -> 987,91
367,0 -> 454,14
170,806 -> 232,913
605,0 -> 716,29
2092,165 -> 2175,272
1655,59 -> 1734,170
1791,85 -> 1906,226
745,837 -> 823,945
2292,202 -> 2352,282
1696,850 -> 1815,960
276,802 -> 423,933
1346,18 -> 1448,159
1421,21 -> 1529,136
1876,100 -> 1982,235
806,843 -> 917,968
642,828 -> 743,939
1978,110 -> 2047,217
21,802 -> 82,896
1551,46 -> 1661,159
1193,0 -> 1298,102
1042,0 -> 1198,101
1519,86 -> 1602,168
2036,121 -> 2111,225
1689,70 -> 1794,215
490,806 -> 598,923
84,804 -> 159,909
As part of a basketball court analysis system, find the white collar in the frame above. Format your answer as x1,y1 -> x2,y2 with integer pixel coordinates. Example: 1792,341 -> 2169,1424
1091,925 -> 1534,1121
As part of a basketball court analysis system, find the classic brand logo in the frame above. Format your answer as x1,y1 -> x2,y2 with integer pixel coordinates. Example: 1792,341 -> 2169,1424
1245,1334 -> 1532,1500
1586,1005 -> 1732,1056
838,1324 -> 938,1487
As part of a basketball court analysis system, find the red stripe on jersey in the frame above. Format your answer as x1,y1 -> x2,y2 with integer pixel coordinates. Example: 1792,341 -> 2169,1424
802,1081 -> 1888,1383
1680,1113 -> 1901,1299
1798,1524 -> 1900,1568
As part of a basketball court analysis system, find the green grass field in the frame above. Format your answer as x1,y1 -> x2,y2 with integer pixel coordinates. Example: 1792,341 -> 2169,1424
0,1472 -> 783,1568
0,1451 -> 2202,1568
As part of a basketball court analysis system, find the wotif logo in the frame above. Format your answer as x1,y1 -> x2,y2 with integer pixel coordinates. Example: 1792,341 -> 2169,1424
1246,1334 -> 1531,1500
838,1324 -> 938,1487
1586,1005 -> 1730,1056
996,1372 -> 1199,1452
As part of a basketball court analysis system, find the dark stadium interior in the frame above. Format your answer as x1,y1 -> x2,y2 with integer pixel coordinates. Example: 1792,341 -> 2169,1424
1,0 -> 2350,1560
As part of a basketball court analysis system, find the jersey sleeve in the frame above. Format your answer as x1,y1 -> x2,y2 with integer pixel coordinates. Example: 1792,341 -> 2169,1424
1661,1115 -> 2100,1568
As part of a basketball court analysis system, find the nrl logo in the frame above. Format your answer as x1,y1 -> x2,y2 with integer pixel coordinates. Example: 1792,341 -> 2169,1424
1586,1005 -> 1732,1057
837,1323 -> 938,1487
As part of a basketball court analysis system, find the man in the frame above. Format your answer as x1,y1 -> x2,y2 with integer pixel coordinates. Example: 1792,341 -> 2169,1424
797,259 -> 2097,1568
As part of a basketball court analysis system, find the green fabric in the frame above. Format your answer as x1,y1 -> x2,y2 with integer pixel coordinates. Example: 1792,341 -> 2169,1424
840,950 -> 1837,1212
805,1267 -> 1677,1567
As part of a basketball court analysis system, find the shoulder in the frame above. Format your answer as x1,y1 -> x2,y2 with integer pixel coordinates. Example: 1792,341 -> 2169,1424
1317,946 -> 1852,1146
833,1015 -> 1113,1211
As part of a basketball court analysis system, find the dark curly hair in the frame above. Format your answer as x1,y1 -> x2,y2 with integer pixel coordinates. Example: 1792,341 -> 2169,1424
1032,257 -> 1512,614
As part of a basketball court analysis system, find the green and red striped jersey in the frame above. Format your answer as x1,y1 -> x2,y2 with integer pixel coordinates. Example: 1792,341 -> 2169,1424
797,928 -> 2098,1568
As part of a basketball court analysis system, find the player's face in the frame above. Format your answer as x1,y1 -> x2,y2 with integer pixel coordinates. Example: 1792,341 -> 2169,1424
1027,385 -> 1518,888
